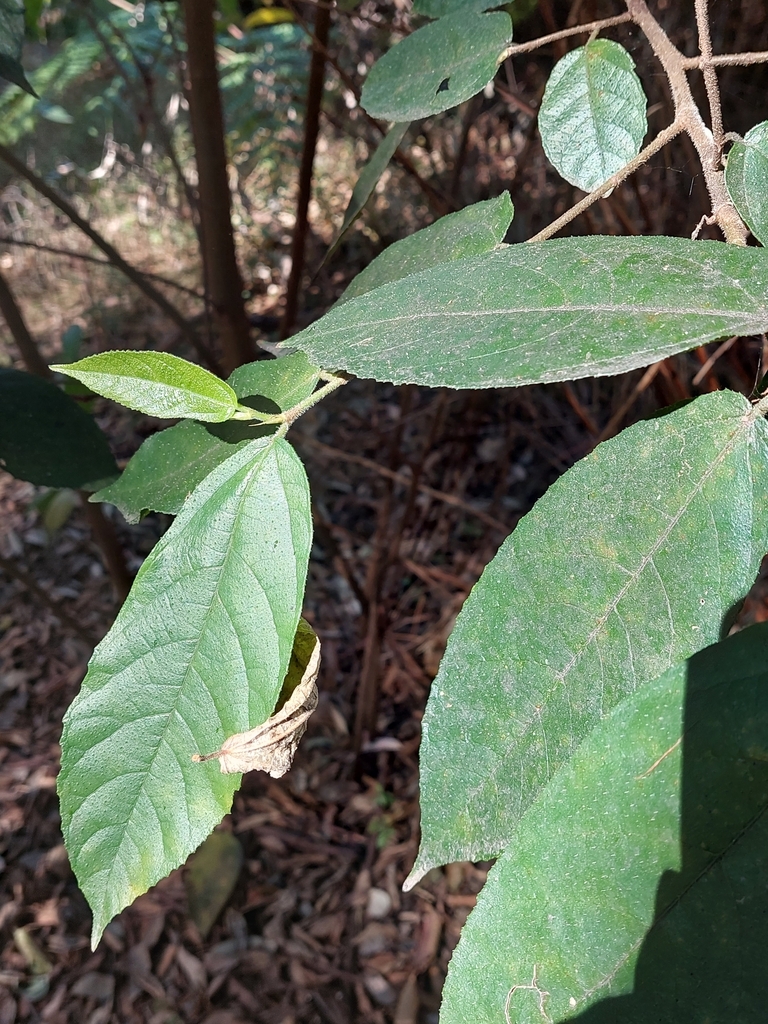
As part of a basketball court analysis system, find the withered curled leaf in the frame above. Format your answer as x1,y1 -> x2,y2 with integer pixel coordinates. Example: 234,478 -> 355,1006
192,620 -> 320,778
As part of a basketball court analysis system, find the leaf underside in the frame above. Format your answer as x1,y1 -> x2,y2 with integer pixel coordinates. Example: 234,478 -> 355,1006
725,119 -> 768,247
292,237 -> 768,389
58,437 -> 312,948
440,623 -> 768,1022
407,390 -> 768,887
538,39 -> 647,193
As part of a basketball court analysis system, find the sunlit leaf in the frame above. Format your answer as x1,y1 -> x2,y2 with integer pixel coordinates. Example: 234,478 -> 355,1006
92,353 -> 320,523
51,351 -> 239,423
406,390 -> 768,886
58,436 -> 312,948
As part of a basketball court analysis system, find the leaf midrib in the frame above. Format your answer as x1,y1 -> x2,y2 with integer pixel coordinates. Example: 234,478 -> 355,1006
94,438 -> 281,921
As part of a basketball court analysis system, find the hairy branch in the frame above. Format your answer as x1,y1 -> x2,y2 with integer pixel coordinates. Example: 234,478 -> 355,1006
682,50 -> 768,68
694,0 -> 724,162
502,13 -> 632,59
527,120 -> 683,243
625,0 -> 747,244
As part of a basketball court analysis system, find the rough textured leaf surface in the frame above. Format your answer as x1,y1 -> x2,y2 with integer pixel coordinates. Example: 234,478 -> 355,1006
292,237 -> 768,389
406,391 -> 768,886
0,368 -> 117,488
538,39 -> 647,192
360,11 -> 512,121
51,351 -> 238,422
58,437 -> 311,948
92,354 -> 319,522
441,624 -> 768,1023
725,120 -> 768,246
339,194 -> 513,304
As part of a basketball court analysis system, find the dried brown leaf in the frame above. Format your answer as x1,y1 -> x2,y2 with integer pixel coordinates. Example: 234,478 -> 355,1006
192,624 -> 320,778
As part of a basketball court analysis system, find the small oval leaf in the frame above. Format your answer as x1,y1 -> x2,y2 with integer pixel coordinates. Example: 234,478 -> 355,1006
51,351 -> 239,422
406,390 -> 768,887
58,436 -> 312,948
360,10 -> 512,122
725,120 -> 768,247
538,38 -> 647,192
441,623 -> 768,1021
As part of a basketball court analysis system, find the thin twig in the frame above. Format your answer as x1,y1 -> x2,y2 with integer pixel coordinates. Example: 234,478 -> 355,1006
0,236 -> 205,298
527,120 -> 683,243
694,0 -> 723,163
691,335 -> 737,386
625,0 -> 747,245
0,142 -> 219,368
682,50 -> 768,68
501,13 -> 632,59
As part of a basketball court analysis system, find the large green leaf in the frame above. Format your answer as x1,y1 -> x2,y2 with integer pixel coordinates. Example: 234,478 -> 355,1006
0,368 -> 117,488
339,193 -> 513,304
538,39 -> 647,193
406,390 -> 768,887
440,623 -> 768,1023
291,237 -> 768,388
324,122 -> 409,265
360,10 -> 512,122
51,351 -> 239,423
58,436 -> 312,948
725,120 -> 768,247
93,353 -> 320,523
0,0 -> 35,95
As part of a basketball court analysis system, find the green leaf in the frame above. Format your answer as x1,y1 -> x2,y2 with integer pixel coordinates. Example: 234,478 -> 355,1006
58,436 -> 312,948
538,39 -> 647,193
725,120 -> 768,247
406,390 -> 768,887
0,368 -> 117,488
440,623 -> 768,1022
0,0 -> 36,95
51,351 -> 239,423
291,237 -> 768,389
92,353 -> 320,523
339,193 -> 513,304
360,10 -> 512,122
323,122 -> 409,265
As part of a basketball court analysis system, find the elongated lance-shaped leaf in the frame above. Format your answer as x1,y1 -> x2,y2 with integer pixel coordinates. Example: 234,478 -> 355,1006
292,237 -> 768,389
339,193 -> 513,304
51,351 -> 239,422
322,122 -> 409,266
360,10 -> 512,122
92,353 -> 320,523
0,368 -> 117,488
406,390 -> 768,888
0,0 -> 36,95
58,436 -> 312,948
538,39 -> 647,192
725,120 -> 768,247
441,623 -> 768,1023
